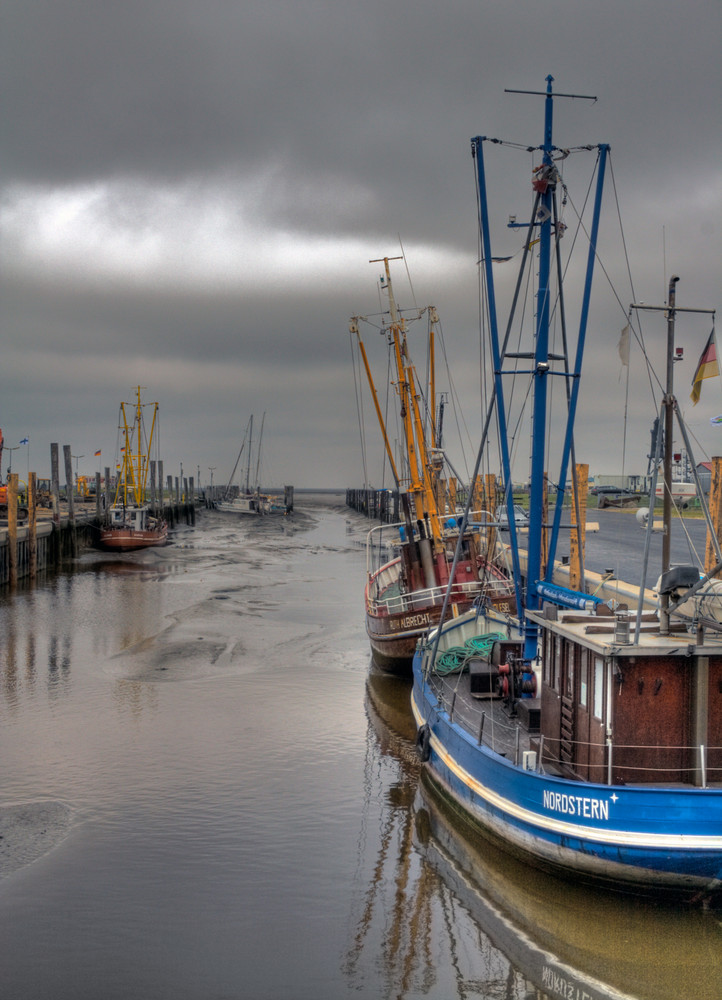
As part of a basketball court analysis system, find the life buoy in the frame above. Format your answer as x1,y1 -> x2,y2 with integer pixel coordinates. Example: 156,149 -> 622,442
415,724 -> 432,762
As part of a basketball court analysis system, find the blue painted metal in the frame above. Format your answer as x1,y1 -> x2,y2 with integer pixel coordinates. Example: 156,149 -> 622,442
545,143 -> 609,582
535,581 -> 603,609
524,77 -> 556,664
471,135 -> 524,617
412,652 -> 722,894
413,78 -> 722,902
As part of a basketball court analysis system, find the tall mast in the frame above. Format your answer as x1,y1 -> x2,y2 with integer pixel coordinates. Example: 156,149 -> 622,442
349,318 -> 402,487
134,385 -> 143,505
475,77 -> 603,658
245,415 -> 253,494
255,411 -> 266,490
631,280 -> 716,632
372,256 -> 441,542
661,276 -> 679,593
524,76 -> 555,643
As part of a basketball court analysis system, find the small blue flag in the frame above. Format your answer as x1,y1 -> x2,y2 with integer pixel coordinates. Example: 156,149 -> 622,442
19,437 -> 29,444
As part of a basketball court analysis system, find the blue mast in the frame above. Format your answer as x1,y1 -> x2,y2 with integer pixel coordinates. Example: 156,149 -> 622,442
474,77 -> 604,662
545,144 -> 609,579
523,75 -> 556,659
472,135 -> 524,616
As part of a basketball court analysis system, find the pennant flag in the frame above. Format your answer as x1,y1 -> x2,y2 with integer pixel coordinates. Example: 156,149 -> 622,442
19,437 -> 29,445
690,329 -> 719,405
711,415 -> 722,426
94,450 -> 101,456
618,325 -> 630,367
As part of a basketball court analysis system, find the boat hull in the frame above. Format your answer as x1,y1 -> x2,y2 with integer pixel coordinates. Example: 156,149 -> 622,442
366,596 -> 513,675
411,652 -> 722,901
366,552 -> 517,676
97,524 -> 168,552
215,495 -> 287,516
366,602 -> 445,675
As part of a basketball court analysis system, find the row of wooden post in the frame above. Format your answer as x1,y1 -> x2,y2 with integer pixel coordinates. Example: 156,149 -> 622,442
49,443 -> 175,521
3,444 -> 198,588
468,461 -> 722,595
6,472 -> 38,587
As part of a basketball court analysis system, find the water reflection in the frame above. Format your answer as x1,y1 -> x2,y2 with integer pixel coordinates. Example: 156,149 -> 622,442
0,558 -> 172,708
354,668 -> 722,1000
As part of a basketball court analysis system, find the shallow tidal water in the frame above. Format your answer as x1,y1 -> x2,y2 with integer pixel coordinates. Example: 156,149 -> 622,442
0,497 -> 720,1000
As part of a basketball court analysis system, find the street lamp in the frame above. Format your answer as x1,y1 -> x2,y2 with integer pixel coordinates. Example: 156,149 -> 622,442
6,444 -> 19,478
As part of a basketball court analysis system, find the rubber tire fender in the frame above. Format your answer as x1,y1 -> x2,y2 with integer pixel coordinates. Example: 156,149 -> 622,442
415,723 -> 432,763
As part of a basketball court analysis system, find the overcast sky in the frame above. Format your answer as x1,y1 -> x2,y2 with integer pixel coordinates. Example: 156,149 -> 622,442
1,0 -> 720,490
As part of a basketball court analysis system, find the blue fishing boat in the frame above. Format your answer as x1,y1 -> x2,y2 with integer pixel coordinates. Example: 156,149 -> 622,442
411,77 -> 722,902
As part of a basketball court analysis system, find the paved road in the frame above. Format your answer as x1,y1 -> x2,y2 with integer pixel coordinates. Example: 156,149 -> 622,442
561,509 -> 710,587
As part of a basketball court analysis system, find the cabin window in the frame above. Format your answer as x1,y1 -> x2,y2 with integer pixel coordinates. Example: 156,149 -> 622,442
579,653 -> 588,708
564,641 -> 574,698
553,635 -> 562,692
592,656 -> 604,719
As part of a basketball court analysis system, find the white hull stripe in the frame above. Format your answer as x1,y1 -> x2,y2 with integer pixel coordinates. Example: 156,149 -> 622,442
411,691 -> 722,852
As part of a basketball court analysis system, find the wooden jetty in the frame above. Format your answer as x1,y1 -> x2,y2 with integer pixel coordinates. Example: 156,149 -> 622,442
346,487 -> 400,523
0,465 -> 196,589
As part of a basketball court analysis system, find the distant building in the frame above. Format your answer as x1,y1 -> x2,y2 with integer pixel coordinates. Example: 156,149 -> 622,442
696,462 -> 712,495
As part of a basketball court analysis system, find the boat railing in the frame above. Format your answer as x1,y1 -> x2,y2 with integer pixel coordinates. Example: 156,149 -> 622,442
365,510 -> 496,574
431,670 -> 722,784
604,740 -> 722,788
369,576 -> 513,615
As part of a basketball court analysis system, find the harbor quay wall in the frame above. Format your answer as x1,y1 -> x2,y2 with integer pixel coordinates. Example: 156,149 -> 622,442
0,501 -> 196,589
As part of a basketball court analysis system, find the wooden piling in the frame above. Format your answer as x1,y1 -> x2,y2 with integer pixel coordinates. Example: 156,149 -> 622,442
63,445 -> 75,524
8,473 -> 18,587
705,457 -> 722,579
484,473 -> 497,563
51,443 -> 61,524
28,471 -> 37,580
188,478 -> 195,523
63,444 -> 76,556
569,463 -> 589,592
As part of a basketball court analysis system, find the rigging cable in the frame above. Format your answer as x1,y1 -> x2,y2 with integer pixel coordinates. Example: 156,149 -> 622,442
349,326 -> 369,490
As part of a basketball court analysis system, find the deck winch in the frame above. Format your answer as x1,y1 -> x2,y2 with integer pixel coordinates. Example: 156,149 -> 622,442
496,648 -> 537,710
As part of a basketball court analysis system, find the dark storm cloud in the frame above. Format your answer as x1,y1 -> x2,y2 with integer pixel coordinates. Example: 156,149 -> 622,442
7,0 -> 716,233
1,0 -> 720,485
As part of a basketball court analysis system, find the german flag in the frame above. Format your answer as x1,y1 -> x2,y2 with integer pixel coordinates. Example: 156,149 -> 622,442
690,330 -> 719,405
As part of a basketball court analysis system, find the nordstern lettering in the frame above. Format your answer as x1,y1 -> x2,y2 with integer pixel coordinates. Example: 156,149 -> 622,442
542,789 -> 610,821
542,964 -> 596,1000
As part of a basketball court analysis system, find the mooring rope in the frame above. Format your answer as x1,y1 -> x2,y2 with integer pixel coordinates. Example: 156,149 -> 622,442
435,632 -> 507,675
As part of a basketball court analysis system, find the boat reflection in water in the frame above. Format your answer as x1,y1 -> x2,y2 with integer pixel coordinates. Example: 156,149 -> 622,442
350,668 -> 722,1000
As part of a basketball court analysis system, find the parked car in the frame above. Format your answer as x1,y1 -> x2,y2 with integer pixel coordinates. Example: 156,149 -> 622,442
495,505 -> 529,529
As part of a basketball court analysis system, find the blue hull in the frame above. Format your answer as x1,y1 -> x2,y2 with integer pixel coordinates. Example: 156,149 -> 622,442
412,651 -> 722,899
